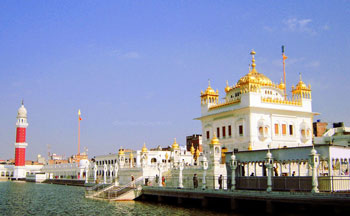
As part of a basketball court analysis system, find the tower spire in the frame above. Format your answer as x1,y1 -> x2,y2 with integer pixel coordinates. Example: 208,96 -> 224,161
282,45 -> 288,100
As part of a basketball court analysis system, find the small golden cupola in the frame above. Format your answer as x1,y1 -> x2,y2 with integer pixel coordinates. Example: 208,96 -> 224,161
118,148 -> 125,155
141,143 -> 148,153
292,73 -> 311,100
201,80 -> 219,105
210,134 -> 220,145
236,50 -> 272,93
190,143 -> 195,155
225,80 -> 231,93
278,78 -> 285,90
172,138 -> 180,150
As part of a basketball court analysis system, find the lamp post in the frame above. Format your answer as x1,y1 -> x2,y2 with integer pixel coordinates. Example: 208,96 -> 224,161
201,156 -> 208,190
103,164 -> 107,184
309,145 -> 320,193
93,163 -> 97,183
179,161 -> 184,188
157,162 -> 162,187
114,162 -> 119,186
85,166 -> 89,184
109,164 -> 113,183
265,145 -> 273,193
230,153 -> 238,191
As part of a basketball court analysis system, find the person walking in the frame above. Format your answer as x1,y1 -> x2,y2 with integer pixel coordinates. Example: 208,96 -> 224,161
193,174 -> 198,189
162,176 -> 165,187
131,175 -> 135,188
155,174 -> 159,184
218,174 -> 223,189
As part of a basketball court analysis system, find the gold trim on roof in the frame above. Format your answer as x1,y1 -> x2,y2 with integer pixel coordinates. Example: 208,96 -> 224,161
261,97 -> 302,106
208,98 -> 241,110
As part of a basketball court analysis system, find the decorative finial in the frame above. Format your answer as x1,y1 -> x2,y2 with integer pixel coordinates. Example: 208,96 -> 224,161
250,50 -> 256,70
299,73 -> 302,81
21,99 -> 24,105
226,80 -> 229,87
208,79 -> 211,87
78,109 -> 81,116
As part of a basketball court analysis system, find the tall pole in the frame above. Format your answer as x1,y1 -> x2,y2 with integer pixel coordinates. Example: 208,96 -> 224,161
282,45 -> 288,100
78,109 -> 81,156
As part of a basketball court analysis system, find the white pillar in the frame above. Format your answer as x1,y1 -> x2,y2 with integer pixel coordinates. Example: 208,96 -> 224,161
179,162 -> 184,188
247,162 -> 250,176
279,162 -> 282,176
85,168 -> 89,184
103,164 -> 107,184
328,158 -> 333,176
230,154 -> 237,191
288,162 -> 292,176
265,147 -> 273,193
109,164 -> 113,183
254,162 -> 257,176
202,156 -> 208,190
93,164 -> 97,183
157,163 -> 162,187
114,162 -> 119,186
309,146 -> 320,193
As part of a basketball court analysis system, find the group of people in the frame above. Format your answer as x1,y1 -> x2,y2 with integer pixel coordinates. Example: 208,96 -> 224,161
193,174 -> 223,189
155,174 -> 166,186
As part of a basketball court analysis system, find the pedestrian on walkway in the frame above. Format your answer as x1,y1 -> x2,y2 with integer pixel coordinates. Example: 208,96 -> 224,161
193,174 -> 198,189
218,175 -> 223,189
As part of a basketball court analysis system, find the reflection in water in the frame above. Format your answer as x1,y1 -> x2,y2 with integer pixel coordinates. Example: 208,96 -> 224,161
0,182 -> 237,216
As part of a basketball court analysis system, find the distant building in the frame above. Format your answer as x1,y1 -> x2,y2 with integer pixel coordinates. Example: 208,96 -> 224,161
186,134 -> 202,152
37,154 -> 46,164
314,123 -> 350,147
313,120 -> 328,137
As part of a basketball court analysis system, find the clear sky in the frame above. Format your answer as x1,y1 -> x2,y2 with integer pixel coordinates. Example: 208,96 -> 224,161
0,1 -> 349,160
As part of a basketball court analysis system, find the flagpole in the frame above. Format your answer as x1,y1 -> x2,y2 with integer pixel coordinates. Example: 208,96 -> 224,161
282,45 -> 288,100
78,109 -> 81,156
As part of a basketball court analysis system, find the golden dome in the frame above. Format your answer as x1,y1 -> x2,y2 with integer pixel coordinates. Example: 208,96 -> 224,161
295,73 -> 309,90
141,143 -> 148,153
210,134 -> 220,145
190,143 -> 195,155
202,80 -> 219,96
237,50 -> 272,87
172,138 -> 180,150
278,79 -> 285,89
118,148 -> 125,155
296,80 -> 307,89
225,80 -> 231,93
195,147 -> 200,158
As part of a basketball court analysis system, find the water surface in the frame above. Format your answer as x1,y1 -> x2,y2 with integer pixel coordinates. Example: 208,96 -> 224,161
0,182 -> 240,216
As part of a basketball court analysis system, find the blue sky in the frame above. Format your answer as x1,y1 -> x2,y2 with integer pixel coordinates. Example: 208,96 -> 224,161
0,1 -> 349,160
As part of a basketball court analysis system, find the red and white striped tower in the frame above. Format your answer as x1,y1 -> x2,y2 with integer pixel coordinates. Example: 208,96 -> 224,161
13,101 -> 28,179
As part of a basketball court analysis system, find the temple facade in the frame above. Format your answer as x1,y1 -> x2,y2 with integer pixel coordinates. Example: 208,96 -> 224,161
197,51 -> 315,154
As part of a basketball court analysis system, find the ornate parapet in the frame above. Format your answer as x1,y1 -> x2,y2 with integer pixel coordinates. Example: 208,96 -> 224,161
208,98 -> 241,110
261,97 -> 302,106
